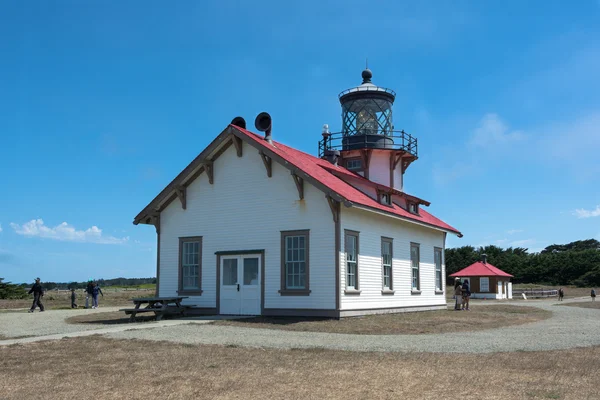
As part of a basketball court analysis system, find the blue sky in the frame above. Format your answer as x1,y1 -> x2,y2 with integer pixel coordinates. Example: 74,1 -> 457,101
1,1 -> 599,283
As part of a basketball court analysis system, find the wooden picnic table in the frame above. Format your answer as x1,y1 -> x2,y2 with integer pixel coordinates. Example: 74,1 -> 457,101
119,296 -> 189,322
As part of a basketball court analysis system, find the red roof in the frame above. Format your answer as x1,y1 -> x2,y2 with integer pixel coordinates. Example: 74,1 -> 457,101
232,126 -> 461,236
449,262 -> 513,277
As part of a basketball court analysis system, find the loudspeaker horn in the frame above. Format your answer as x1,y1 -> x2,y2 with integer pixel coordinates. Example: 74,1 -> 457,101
231,116 -> 246,129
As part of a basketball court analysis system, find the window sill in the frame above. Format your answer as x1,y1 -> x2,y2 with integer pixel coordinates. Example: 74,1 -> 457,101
435,290 -> 444,295
381,289 -> 395,295
279,289 -> 311,296
411,289 -> 422,295
344,289 -> 362,295
178,290 -> 203,296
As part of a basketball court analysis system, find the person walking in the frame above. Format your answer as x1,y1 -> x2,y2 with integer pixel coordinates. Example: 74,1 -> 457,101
558,288 -> 564,301
28,277 -> 45,313
591,289 -> 596,302
454,278 -> 463,310
85,279 -> 94,309
91,282 -> 103,309
70,288 -> 78,308
461,279 -> 471,311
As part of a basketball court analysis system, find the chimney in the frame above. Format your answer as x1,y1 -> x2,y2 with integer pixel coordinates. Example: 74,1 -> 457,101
481,254 -> 487,264
324,149 -> 340,166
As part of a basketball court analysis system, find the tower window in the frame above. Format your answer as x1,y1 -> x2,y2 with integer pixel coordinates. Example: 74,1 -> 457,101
408,202 -> 419,214
381,193 -> 392,205
346,158 -> 363,171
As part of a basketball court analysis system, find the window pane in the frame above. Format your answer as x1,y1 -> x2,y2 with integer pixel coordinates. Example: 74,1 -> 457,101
182,240 -> 200,290
223,259 -> 238,286
243,258 -> 259,285
284,234 -> 308,290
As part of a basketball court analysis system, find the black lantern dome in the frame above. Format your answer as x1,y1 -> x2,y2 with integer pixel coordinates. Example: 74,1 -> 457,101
338,68 -> 396,150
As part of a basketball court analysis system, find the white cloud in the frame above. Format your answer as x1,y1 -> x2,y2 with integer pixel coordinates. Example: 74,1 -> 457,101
507,229 -> 523,235
10,219 -> 129,244
469,113 -> 525,148
495,239 -> 509,245
573,205 -> 600,219
509,239 -> 536,247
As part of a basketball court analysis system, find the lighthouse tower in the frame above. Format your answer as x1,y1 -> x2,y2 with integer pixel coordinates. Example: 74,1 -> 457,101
319,68 -> 418,192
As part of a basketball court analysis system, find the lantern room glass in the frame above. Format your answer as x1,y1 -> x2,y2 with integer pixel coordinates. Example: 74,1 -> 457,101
341,97 -> 394,137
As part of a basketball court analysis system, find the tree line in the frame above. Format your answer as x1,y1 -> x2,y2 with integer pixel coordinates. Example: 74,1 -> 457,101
0,277 -> 157,299
445,239 -> 600,287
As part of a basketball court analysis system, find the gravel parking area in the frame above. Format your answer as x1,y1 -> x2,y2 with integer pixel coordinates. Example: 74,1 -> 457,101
0,307 -> 124,339
106,300 -> 600,353
2,299 -> 599,353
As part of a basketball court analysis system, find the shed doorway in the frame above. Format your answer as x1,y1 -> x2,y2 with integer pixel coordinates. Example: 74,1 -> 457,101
219,254 -> 261,315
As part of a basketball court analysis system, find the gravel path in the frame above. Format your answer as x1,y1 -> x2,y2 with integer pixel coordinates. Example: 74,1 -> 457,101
2,300 -> 599,353
0,307 -> 124,339
105,300 -> 600,353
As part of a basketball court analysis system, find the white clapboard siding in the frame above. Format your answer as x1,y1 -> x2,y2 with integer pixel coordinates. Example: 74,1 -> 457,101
368,152 -> 391,187
340,206 -> 446,310
159,140 -> 335,310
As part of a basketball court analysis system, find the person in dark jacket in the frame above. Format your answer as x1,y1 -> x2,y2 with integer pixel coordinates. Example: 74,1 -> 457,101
91,282 -> 103,309
85,280 -> 94,309
461,279 -> 471,311
70,288 -> 78,308
28,277 -> 45,313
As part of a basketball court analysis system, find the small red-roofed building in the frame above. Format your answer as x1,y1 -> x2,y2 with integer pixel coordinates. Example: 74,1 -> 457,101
133,68 -> 462,317
449,255 -> 513,299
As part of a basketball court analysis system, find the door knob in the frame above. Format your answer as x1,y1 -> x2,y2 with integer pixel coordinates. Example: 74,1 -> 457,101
237,283 -> 240,292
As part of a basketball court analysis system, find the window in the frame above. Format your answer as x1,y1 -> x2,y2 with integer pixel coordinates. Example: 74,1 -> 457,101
346,158 -> 362,171
410,243 -> 420,291
382,238 -> 393,290
280,230 -> 310,295
434,247 -> 443,292
381,193 -> 392,205
408,202 -> 418,214
345,231 -> 359,290
480,277 -> 489,292
179,237 -> 202,294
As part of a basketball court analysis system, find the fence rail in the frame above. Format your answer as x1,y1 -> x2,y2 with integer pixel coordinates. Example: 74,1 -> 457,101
512,289 -> 558,298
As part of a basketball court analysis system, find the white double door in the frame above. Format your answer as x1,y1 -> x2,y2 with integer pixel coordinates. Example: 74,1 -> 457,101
220,254 -> 261,315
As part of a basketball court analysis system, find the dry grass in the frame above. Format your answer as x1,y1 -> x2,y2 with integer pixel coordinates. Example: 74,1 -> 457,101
1,336 -> 599,400
0,288 -> 155,310
558,301 -> 600,310
212,305 -> 550,334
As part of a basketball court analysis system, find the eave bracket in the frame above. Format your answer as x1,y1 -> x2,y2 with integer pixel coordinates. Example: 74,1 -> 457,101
291,172 -> 304,200
259,151 -> 272,178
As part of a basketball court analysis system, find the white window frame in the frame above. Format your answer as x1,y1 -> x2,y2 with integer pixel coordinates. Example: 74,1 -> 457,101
179,237 -> 202,295
382,238 -> 393,290
410,243 -> 420,292
346,158 -> 363,171
480,277 -> 490,292
345,231 -> 359,290
434,247 -> 443,292
280,230 -> 310,294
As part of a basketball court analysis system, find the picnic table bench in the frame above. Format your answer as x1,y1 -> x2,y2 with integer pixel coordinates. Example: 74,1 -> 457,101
119,296 -> 189,322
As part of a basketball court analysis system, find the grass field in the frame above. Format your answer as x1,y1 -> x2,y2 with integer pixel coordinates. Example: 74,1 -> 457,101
0,288 -> 155,310
212,305 -> 551,334
1,337 -> 599,400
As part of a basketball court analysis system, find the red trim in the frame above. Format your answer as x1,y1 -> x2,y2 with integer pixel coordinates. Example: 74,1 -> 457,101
449,262 -> 513,278
231,126 -> 461,236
